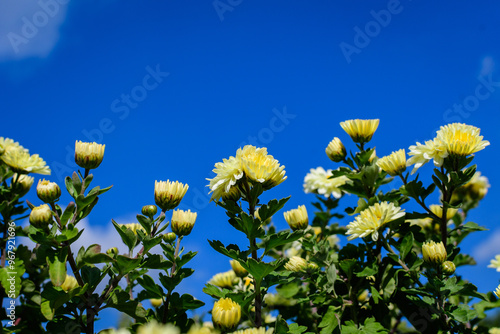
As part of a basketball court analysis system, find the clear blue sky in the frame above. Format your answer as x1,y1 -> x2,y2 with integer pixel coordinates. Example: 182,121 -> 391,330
1,1 -> 499,331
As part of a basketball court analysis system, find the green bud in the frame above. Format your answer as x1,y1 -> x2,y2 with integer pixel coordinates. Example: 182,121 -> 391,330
29,204 -> 53,229
37,179 -> 61,203
142,205 -> 157,217
163,232 -> 177,243
442,261 -> 456,276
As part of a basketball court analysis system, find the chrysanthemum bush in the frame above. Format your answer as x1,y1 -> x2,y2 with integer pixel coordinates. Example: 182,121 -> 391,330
0,118 -> 498,333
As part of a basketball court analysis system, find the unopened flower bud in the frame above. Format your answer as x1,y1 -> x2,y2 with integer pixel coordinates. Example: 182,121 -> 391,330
106,247 -> 118,256
307,262 -> 319,272
422,240 -> 447,265
37,179 -> 61,203
163,232 -> 177,243
13,174 -> 34,197
141,205 -> 157,217
29,204 -> 53,229
230,259 -> 248,277
60,275 -> 79,292
154,180 -> 188,211
283,205 -> 308,231
221,186 -> 241,202
210,270 -> 237,288
284,256 -> 308,272
442,261 -> 456,276
171,209 -> 197,236
325,137 -> 346,162
150,298 -> 163,308
212,298 -> 241,331
75,141 -> 105,169
340,119 -> 380,144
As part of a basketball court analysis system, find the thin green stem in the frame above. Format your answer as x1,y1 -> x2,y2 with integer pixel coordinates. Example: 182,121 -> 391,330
162,236 -> 183,323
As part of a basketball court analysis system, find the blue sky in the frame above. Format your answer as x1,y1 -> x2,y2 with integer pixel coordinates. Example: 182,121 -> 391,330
1,0 -> 500,330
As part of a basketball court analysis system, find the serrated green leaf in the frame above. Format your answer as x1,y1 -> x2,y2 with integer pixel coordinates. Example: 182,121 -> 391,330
319,305 -> 339,334
112,219 -> 138,251
47,250 -> 67,287
257,197 -> 290,222
263,230 -> 304,255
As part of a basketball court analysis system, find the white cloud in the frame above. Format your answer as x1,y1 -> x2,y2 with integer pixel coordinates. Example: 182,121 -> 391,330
472,228 -> 500,262
0,0 -> 69,61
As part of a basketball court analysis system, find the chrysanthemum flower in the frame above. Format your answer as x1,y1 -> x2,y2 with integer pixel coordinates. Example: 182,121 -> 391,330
303,167 -> 349,198
154,180 -> 189,211
212,298 -> 241,330
29,204 -> 53,229
490,328 -> 500,334
74,141 -> 105,169
101,329 -> 131,334
37,179 -> 61,203
429,204 -> 458,220
207,156 -> 244,202
406,138 -> 448,174
494,285 -> 500,299
187,324 -> 215,334
238,145 -> 286,190
436,123 -> 489,156
340,119 -> 380,144
210,270 -> 237,288
171,209 -> 197,236
13,174 -> 34,197
283,205 -> 309,231
137,321 -> 180,334
346,202 -> 405,241
231,328 -> 274,334
376,149 -> 406,176
325,137 -> 346,162
60,275 -> 79,291
230,259 -> 248,277
455,171 -> 490,201
284,256 -> 308,272
1,147 -> 51,175
0,137 -> 27,155
422,240 -> 447,264
488,255 -> 500,272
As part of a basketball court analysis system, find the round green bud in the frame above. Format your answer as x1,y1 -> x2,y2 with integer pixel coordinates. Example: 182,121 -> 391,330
141,205 -> 158,217
37,179 -> 61,203
29,204 -> 53,229
442,261 -> 456,276
163,232 -> 177,243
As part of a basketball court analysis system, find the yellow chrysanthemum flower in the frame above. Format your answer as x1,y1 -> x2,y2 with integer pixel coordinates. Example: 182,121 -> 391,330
283,205 -> 309,231
340,119 -> 380,144
376,149 -> 406,176
207,155 -> 244,202
494,285 -> 500,299
284,256 -> 308,272
429,204 -> 458,220
406,138 -> 448,174
171,209 -> 197,236
60,275 -> 79,292
325,137 -> 346,162
490,328 -> 500,334
346,202 -> 405,241
154,180 -> 189,211
0,137 -> 27,155
13,173 -> 34,197
74,141 -> 105,169
137,321 -> 180,334
212,298 -> 241,330
455,171 -> 490,201
37,179 -> 61,203
422,240 -> 447,264
29,204 -> 53,229
121,223 -> 145,235
187,324 -> 215,334
231,328 -> 274,334
210,270 -> 237,288
436,123 -> 489,156
1,146 -> 50,175
488,255 -> 500,272
238,145 -> 286,190
230,259 -> 248,277
407,218 -> 433,230
101,329 -> 131,334
303,167 -> 349,199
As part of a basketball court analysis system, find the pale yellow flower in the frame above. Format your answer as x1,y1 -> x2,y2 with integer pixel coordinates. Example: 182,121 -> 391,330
207,155 -> 244,202
187,324 -> 216,334
494,285 -> 500,299
0,137 -> 27,155
29,204 -> 53,229
74,141 -> 105,169
303,167 -> 349,199
150,298 -> 163,307
60,275 -> 79,292
407,218 -> 433,230
154,180 -> 188,211
37,179 -> 61,203
429,204 -> 458,220
264,293 -> 296,307
101,328 -> 131,334
340,119 -> 379,144
376,149 -> 406,176
13,173 -> 34,197
283,205 -> 309,231
230,328 -> 274,334
406,138 -> 447,174
436,123 -> 489,156
210,270 -> 237,288
171,209 -> 197,236
230,259 -> 248,277
212,298 -> 241,330
490,328 -> 500,334
346,202 -> 405,241
1,147 -> 50,175
325,137 -> 346,162
284,256 -> 308,272
137,321 -> 180,334
237,145 -> 286,190
422,240 -> 447,264
456,171 -> 490,201
488,255 -> 500,272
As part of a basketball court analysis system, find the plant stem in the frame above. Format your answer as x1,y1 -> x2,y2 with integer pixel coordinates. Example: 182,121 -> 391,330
162,236 -> 183,323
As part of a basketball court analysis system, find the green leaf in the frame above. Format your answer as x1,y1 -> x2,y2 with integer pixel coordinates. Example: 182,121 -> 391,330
0,260 -> 25,298
105,290 -> 147,321
115,255 -> 142,275
137,274 -> 163,298
339,259 -> 357,279
241,258 -> 282,282
82,244 -> 114,265
112,219 -> 138,251
263,230 -> 304,255
257,197 -> 290,222
176,251 -> 197,268
65,176 -> 77,199
141,254 -> 172,270
356,265 -> 378,277
318,305 -> 339,334
72,171 -> 82,194
461,222 -> 488,232
60,202 -> 76,226
208,239 -> 250,261
342,318 -> 387,333
276,282 -> 300,298
399,232 -> 414,260
288,323 -> 308,334
47,250 -> 68,287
